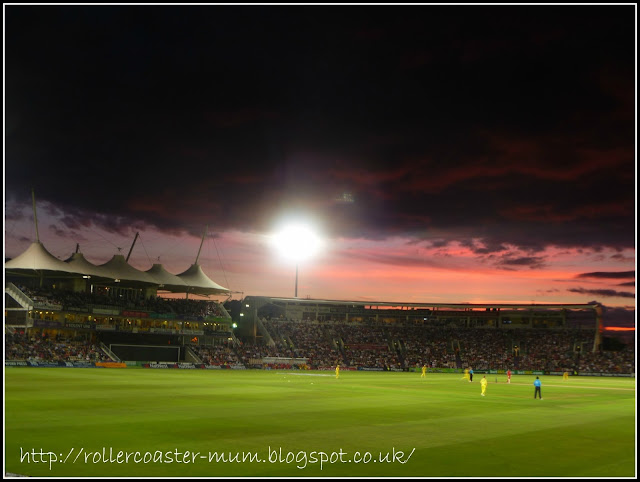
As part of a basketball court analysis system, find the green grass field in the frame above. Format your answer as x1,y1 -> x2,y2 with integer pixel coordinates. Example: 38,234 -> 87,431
4,368 -> 636,477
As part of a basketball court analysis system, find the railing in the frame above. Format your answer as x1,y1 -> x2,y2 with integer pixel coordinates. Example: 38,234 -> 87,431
229,330 -> 242,348
5,283 -> 34,310
185,346 -> 203,364
217,303 -> 232,320
256,317 -> 275,347
99,342 -> 121,362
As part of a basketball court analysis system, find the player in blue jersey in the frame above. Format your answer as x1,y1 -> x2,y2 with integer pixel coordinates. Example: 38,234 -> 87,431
534,376 -> 542,399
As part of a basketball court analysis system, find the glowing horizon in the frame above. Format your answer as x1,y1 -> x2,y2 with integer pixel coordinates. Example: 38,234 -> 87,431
4,220 -> 635,315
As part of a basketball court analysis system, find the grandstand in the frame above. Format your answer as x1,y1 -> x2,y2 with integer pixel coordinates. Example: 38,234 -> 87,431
4,281 -> 236,365
4,233 -> 237,366
4,237 -> 634,375
4,280 -> 635,375
230,296 -> 633,375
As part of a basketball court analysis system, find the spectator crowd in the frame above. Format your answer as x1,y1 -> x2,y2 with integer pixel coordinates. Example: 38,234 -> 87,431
5,319 -> 634,374
5,332 -> 113,363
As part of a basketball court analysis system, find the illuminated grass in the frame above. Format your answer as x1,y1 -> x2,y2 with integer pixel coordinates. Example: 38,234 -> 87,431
4,369 -> 636,477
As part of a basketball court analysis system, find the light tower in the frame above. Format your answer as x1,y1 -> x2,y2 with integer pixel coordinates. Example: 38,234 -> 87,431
271,223 -> 322,298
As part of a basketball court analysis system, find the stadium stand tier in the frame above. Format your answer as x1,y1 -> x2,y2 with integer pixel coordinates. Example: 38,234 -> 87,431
5,287 -> 634,375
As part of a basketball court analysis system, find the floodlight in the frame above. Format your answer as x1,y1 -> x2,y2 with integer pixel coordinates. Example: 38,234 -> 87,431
272,224 -> 322,261
271,222 -> 323,298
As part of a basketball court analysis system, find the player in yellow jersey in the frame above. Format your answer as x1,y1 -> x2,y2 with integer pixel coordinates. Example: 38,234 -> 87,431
335,364 -> 340,379
480,375 -> 487,396
563,371 -> 569,380
421,365 -> 427,378
461,368 -> 469,381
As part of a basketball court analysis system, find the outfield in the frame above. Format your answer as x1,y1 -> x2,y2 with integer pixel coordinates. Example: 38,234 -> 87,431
4,368 -> 636,477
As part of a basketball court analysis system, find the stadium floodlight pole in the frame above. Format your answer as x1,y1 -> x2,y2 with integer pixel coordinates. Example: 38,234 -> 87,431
271,223 -> 322,299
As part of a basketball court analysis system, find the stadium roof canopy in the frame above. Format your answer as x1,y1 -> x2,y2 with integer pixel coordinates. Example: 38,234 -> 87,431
176,263 -> 230,295
96,255 -> 158,286
243,295 -> 601,313
64,252 -> 114,280
145,263 -> 188,291
5,242 -> 82,276
5,243 -> 230,294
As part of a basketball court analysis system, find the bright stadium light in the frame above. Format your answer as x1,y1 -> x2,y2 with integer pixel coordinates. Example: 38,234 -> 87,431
271,222 -> 323,298
272,224 -> 322,261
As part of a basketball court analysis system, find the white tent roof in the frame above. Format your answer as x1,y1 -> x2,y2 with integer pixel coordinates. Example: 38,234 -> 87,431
6,243 -> 230,295
145,263 -> 188,290
176,263 -> 230,294
5,242 -> 82,274
64,252 -> 111,279
96,255 -> 157,285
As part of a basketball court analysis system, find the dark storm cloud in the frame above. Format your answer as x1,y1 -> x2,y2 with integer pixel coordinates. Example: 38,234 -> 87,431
617,281 -> 635,287
428,239 -> 452,249
5,233 -> 31,245
568,288 -> 635,299
610,253 -> 635,262
576,271 -> 635,279
537,288 -> 560,295
4,203 -> 27,222
336,250 -> 443,269
496,256 -> 546,270
459,239 -> 508,255
5,6 -> 635,255
48,224 -> 69,239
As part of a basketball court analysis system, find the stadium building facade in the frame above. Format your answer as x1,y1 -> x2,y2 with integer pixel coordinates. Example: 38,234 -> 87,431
4,237 -> 236,364
4,224 -> 624,374
238,296 -> 603,350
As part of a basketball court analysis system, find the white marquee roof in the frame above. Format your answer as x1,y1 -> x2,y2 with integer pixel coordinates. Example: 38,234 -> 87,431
145,263 -> 188,290
176,263 -> 229,295
64,252 -> 112,279
5,242 -> 81,275
96,255 -> 157,285
6,243 -> 230,294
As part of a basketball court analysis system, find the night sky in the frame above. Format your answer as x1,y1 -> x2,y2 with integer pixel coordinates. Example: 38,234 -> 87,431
4,5 -> 636,327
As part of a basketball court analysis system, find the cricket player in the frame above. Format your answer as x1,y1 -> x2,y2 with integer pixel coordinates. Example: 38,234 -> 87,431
481,375 -> 487,396
421,365 -> 427,378
335,364 -> 340,379
563,371 -> 569,380
507,369 -> 512,384
461,368 -> 469,381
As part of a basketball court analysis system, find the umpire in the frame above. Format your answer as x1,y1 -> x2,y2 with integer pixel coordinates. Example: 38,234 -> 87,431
534,376 -> 542,399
